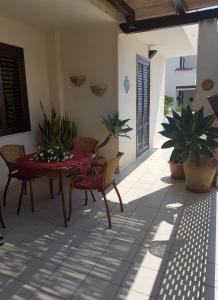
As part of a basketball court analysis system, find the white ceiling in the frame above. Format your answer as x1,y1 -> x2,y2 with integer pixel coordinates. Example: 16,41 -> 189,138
0,0 -> 113,31
135,25 -> 198,58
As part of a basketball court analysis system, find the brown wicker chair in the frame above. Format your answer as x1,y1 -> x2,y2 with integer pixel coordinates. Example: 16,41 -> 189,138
72,136 -> 100,200
0,144 -> 34,215
73,137 -> 98,153
68,152 -> 124,228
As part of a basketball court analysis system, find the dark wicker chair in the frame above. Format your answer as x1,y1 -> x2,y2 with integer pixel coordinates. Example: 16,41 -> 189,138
0,144 -> 34,216
68,152 -> 124,228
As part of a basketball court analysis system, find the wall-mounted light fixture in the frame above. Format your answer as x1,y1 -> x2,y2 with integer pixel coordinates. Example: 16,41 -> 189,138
149,46 -> 158,59
90,84 -> 107,96
70,75 -> 86,87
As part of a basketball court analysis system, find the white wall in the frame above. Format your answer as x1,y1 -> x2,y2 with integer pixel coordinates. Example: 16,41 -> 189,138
59,22 -> 119,160
118,34 -> 148,169
0,17 -> 51,189
150,53 -> 166,147
118,33 -> 165,170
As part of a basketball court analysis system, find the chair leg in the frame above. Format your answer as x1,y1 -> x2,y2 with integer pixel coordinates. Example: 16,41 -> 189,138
29,181 -> 34,212
49,178 -> 54,199
0,203 -> 5,228
102,190 -> 112,228
90,191 -> 96,202
17,181 -> 26,216
85,191 -> 88,206
3,176 -> 11,207
113,181 -> 123,212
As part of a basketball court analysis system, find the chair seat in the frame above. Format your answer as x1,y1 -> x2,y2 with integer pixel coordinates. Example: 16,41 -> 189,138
74,174 -> 102,190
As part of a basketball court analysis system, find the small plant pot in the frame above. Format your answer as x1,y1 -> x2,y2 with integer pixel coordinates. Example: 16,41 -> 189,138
184,156 -> 217,193
169,162 -> 185,179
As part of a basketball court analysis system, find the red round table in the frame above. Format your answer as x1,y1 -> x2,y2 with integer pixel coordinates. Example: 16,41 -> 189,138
16,151 -> 92,227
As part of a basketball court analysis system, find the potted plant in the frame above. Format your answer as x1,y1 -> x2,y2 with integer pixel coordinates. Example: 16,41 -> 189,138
38,104 -> 77,162
168,157 -> 185,180
95,112 -> 133,152
160,105 -> 218,192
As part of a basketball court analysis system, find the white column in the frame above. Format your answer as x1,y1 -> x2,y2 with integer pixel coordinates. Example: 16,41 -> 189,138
195,19 -> 218,115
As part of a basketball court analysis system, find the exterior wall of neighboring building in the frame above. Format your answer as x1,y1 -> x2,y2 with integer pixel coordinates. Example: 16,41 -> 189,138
0,16 -> 51,189
165,56 -> 197,107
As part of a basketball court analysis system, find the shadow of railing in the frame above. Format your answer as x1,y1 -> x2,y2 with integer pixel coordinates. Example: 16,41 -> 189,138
157,189 -> 216,299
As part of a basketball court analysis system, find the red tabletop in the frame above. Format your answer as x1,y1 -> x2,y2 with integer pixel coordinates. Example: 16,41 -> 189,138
16,151 -> 92,180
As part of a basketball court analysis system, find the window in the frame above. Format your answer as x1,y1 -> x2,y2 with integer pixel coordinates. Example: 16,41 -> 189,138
0,42 -> 30,136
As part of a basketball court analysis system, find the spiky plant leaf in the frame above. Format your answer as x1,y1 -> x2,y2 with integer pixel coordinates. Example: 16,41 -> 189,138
160,105 -> 218,163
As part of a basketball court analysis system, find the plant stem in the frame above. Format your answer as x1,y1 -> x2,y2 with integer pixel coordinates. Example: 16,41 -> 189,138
95,134 -> 113,152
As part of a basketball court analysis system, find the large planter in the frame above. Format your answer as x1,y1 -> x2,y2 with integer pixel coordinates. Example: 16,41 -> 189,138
169,162 -> 185,179
184,156 -> 217,193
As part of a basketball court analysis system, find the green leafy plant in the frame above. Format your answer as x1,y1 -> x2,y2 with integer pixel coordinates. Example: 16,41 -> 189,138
96,112 -> 133,151
159,105 -> 218,163
39,103 -> 77,150
164,96 -> 174,116
38,104 -> 77,162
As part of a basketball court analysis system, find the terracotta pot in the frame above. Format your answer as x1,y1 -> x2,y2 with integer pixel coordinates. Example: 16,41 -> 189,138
184,156 -> 217,193
169,162 -> 185,179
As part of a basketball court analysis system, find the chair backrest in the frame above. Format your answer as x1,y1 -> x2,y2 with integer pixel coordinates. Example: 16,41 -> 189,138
0,144 -> 25,171
73,137 -> 98,154
102,152 -> 124,188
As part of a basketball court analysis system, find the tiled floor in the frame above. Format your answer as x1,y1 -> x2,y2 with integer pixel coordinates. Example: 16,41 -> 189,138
0,148 -> 217,299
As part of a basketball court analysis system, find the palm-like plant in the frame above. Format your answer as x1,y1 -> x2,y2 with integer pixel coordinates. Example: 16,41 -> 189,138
96,112 -> 133,151
160,105 -> 218,163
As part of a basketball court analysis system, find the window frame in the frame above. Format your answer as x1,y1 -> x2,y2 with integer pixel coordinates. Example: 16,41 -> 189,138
0,42 -> 31,137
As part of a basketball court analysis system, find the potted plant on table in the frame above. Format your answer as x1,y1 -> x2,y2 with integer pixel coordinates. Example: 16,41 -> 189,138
160,105 -> 218,192
37,104 -> 77,162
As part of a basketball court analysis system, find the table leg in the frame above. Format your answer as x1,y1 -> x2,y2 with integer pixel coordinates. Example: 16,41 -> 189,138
59,171 -> 68,227
68,183 -> 73,221
49,178 -> 54,199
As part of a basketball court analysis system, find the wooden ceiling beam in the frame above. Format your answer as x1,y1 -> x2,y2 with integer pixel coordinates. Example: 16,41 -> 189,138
107,0 -> 136,29
120,7 -> 218,33
172,0 -> 187,15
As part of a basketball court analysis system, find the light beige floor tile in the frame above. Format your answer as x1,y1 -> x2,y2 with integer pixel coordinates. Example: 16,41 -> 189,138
122,264 -> 163,297
0,247 -> 31,278
116,218 -> 151,245
103,238 -> 139,262
62,247 -> 101,275
40,266 -> 86,299
133,243 -> 170,272
30,289 -> 64,300
115,288 -> 154,300
73,276 -> 119,300
89,256 -> 130,285
132,206 -> 157,220
0,277 -> 36,299
16,258 -> 57,288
